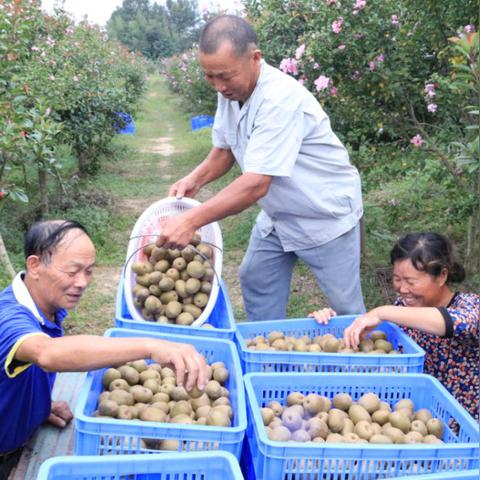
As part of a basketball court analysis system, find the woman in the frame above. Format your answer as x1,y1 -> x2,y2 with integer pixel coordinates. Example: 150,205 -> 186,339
310,232 -> 479,419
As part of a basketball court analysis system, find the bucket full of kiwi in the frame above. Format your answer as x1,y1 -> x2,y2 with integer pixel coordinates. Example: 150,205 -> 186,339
123,197 -> 223,329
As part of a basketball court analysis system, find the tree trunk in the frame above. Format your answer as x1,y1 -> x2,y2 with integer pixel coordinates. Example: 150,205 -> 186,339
38,166 -> 49,217
0,232 -> 16,279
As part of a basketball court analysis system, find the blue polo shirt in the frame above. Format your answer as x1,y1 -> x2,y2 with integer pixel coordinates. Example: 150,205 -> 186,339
0,273 -> 66,453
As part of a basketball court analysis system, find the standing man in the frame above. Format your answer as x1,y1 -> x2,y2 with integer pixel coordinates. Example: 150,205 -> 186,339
0,220 -> 207,478
157,15 -> 365,320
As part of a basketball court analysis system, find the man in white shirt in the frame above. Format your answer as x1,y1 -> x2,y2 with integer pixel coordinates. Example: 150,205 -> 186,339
156,15 -> 365,320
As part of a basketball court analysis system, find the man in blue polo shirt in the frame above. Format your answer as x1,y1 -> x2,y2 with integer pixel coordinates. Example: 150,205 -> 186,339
0,220 -> 208,478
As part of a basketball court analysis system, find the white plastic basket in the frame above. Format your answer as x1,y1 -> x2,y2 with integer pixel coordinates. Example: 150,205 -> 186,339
124,197 -> 223,327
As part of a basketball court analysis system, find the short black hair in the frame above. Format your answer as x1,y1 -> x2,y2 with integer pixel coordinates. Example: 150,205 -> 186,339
199,15 -> 258,57
24,220 -> 89,264
390,232 -> 465,283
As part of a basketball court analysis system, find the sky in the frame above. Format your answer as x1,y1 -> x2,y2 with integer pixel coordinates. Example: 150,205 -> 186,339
41,0 -> 242,26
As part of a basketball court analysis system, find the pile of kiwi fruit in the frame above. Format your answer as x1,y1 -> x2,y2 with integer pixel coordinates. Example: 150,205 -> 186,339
262,391 -> 444,444
247,330 -> 402,354
95,359 -> 233,429
131,233 -> 216,326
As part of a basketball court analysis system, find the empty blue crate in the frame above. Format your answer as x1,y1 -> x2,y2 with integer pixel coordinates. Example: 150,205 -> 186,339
235,316 -> 425,373
74,328 -> 247,457
37,451 -> 244,479
191,114 -> 214,130
244,372 -> 479,480
390,469 -> 480,480
115,275 -> 237,340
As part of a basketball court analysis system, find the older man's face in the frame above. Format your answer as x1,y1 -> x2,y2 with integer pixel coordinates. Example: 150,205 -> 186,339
200,41 -> 261,103
38,230 -> 96,311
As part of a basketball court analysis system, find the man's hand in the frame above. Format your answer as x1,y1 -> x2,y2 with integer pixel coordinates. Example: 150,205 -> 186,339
169,174 -> 201,199
150,339 -> 209,392
343,310 -> 382,349
308,307 -> 336,325
47,400 -> 73,428
155,212 -> 198,250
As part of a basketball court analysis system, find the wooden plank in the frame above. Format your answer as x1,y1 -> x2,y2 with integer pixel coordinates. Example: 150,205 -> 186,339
9,372 -> 86,480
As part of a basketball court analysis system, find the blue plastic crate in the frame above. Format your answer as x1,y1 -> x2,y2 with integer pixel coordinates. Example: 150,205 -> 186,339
191,114 -> 214,130
235,316 -> 425,374
74,328 -> 247,457
244,372 -> 479,480
37,451 -> 244,479
390,469 -> 480,480
115,112 -> 136,134
115,275 -> 237,340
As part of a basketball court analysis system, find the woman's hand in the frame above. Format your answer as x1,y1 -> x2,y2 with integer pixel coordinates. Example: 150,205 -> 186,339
308,307 -> 336,325
343,310 -> 383,349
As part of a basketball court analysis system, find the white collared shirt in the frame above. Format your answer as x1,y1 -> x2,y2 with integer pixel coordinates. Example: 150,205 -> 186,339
212,60 -> 363,251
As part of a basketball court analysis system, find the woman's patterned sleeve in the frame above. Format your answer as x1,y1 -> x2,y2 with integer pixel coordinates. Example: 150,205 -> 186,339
448,293 -> 480,338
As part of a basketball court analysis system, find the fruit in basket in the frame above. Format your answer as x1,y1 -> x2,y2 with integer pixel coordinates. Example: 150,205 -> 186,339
131,235 -> 217,326
246,329 -> 404,354
261,389 -> 444,444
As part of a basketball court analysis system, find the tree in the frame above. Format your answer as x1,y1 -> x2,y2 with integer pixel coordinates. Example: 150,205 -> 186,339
107,0 -> 200,59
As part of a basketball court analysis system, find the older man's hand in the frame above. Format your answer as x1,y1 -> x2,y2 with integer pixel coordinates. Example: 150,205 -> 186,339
47,400 -> 73,428
150,339 -> 209,391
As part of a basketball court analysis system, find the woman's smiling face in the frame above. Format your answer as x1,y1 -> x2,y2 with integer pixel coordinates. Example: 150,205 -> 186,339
392,258 -> 447,307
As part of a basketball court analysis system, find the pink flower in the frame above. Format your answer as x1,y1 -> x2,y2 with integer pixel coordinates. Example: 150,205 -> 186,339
332,17 -> 344,34
314,75 -> 330,91
279,58 -> 299,76
391,15 -> 399,25
338,44 -> 346,50
31,46 -> 39,51
353,0 -> 366,15
376,54 -> 385,63
368,61 -> 376,71
330,86 -> 338,96
410,134 -> 423,147
49,75 -> 55,81
427,103 -> 437,113
298,78 -> 305,85
313,62 -> 320,69
295,44 -> 306,60
424,83 -> 436,97
325,0 -> 337,5
464,24 -> 475,33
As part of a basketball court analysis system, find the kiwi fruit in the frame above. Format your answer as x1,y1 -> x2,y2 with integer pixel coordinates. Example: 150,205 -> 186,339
98,399 -> 119,417
383,426 -> 406,444
102,368 -> 121,388
325,433 -> 344,443
291,429 -> 311,442
372,409 -> 390,426
286,392 -> 304,406
404,431 -> 424,444
306,417 -> 329,439
304,393 -> 324,415
268,401 -> 284,416
176,312 -> 194,325
358,392 -> 381,414
140,407 -> 167,423
130,385 -> 154,403
333,393 -> 353,411
369,434 -> 393,444
369,330 -> 387,341
414,408 -> 433,423
426,418 -> 444,439
206,408 -> 231,427
109,389 -> 134,406
109,378 -> 130,392
348,404 -> 372,424
389,411 -> 411,433
117,405 -> 135,420
281,407 -> 303,431
267,426 -> 291,442
423,434 -> 444,444
131,360 -> 148,373
327,409 -> 346,433
118,365 -> 140,386
354,420 -> 373,440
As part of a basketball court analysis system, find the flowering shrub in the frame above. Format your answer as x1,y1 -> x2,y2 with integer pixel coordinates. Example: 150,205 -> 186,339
161,47 -> 217,115
245,0 -> 478,145
0,0 -> 147,215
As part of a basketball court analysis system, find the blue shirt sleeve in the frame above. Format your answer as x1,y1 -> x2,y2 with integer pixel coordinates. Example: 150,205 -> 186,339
0,305 -> 44,375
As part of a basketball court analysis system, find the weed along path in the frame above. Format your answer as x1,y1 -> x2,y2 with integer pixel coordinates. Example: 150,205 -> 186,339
67,75 -> 322,337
